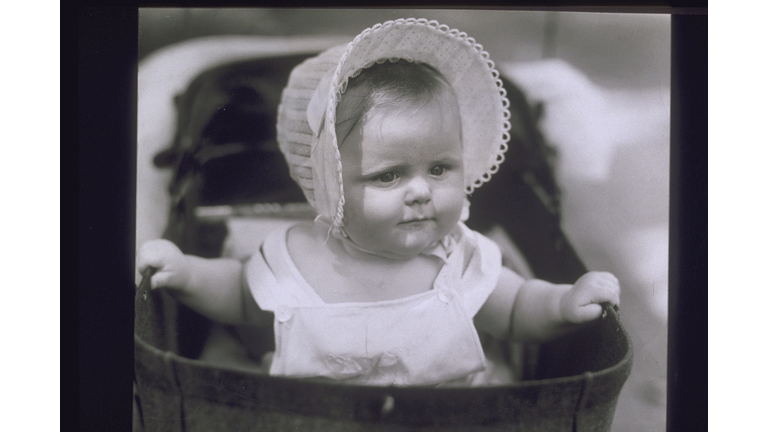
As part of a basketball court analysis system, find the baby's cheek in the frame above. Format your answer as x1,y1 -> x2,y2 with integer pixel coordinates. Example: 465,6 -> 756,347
361,189 -> 402,216
342,191 -> 398,235
436,187 -> 466,221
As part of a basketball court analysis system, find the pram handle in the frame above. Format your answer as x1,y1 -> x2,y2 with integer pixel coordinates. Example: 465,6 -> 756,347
137,267 -> 157,294
600,301 -> 619,318
135,266 -> 180,353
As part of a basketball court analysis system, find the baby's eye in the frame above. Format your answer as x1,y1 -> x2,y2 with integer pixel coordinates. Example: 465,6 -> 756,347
430,165 -> 447,176
378,172 -> 398,183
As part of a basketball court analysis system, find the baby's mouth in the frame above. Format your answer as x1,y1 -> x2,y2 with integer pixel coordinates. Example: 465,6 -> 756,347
399,217 -> 434,225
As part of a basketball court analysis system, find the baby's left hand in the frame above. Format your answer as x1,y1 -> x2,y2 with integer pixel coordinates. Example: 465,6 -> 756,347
559,271 -> 620,323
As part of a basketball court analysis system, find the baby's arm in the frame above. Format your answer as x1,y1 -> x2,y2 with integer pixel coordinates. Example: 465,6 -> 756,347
137,239 -> 249,324
475,269 -> 620,342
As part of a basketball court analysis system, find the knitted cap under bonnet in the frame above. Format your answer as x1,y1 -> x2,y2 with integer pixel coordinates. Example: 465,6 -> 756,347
277,18 -> 511,230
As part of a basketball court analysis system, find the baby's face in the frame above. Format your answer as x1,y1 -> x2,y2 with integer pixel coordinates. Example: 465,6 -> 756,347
339,95 -> 465,259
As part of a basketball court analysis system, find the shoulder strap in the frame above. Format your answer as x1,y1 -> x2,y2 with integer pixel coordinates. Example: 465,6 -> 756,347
453,224 -> 504,317
244,224 -> 325,311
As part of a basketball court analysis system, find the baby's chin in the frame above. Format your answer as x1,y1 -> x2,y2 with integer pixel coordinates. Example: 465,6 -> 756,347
373,235 -> 445,260
344,220 -> 454,260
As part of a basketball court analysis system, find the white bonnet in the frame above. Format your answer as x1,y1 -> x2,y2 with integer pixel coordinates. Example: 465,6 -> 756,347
276,18 -> 511,230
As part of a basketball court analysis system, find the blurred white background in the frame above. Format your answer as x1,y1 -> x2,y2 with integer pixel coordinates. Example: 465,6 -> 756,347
138,9 -> 670,431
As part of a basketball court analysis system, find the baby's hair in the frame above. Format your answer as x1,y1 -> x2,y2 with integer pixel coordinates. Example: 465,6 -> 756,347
335,60 -> 459,146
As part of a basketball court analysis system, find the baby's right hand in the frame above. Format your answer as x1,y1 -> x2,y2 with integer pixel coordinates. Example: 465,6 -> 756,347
559,271 -> 620,323
137,239 -> 191,290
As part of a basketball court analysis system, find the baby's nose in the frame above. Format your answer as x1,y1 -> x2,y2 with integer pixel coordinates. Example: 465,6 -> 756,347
404,177 -> 432,205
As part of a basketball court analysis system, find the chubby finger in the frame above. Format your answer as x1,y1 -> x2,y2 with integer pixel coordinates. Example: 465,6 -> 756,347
137,257 -> 158,276
150,271 -> 170,289
572,303 -> 603,322
150,276 -> 162,290
586,281 -> 620,307
603,275 -> 620,291
137,239 -> 181,271
137,241 -> 163,270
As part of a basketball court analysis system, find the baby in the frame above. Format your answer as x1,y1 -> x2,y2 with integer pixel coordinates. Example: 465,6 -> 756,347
138,19 -> 619,387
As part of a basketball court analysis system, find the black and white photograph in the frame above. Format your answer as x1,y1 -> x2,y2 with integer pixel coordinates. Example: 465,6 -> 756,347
132,9 -> 671,431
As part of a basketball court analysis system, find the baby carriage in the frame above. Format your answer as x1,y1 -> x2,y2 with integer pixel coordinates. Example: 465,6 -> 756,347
134,36 -> 632,431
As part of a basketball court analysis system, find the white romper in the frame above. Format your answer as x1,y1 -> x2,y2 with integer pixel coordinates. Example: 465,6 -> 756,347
245,222 -> 507,386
